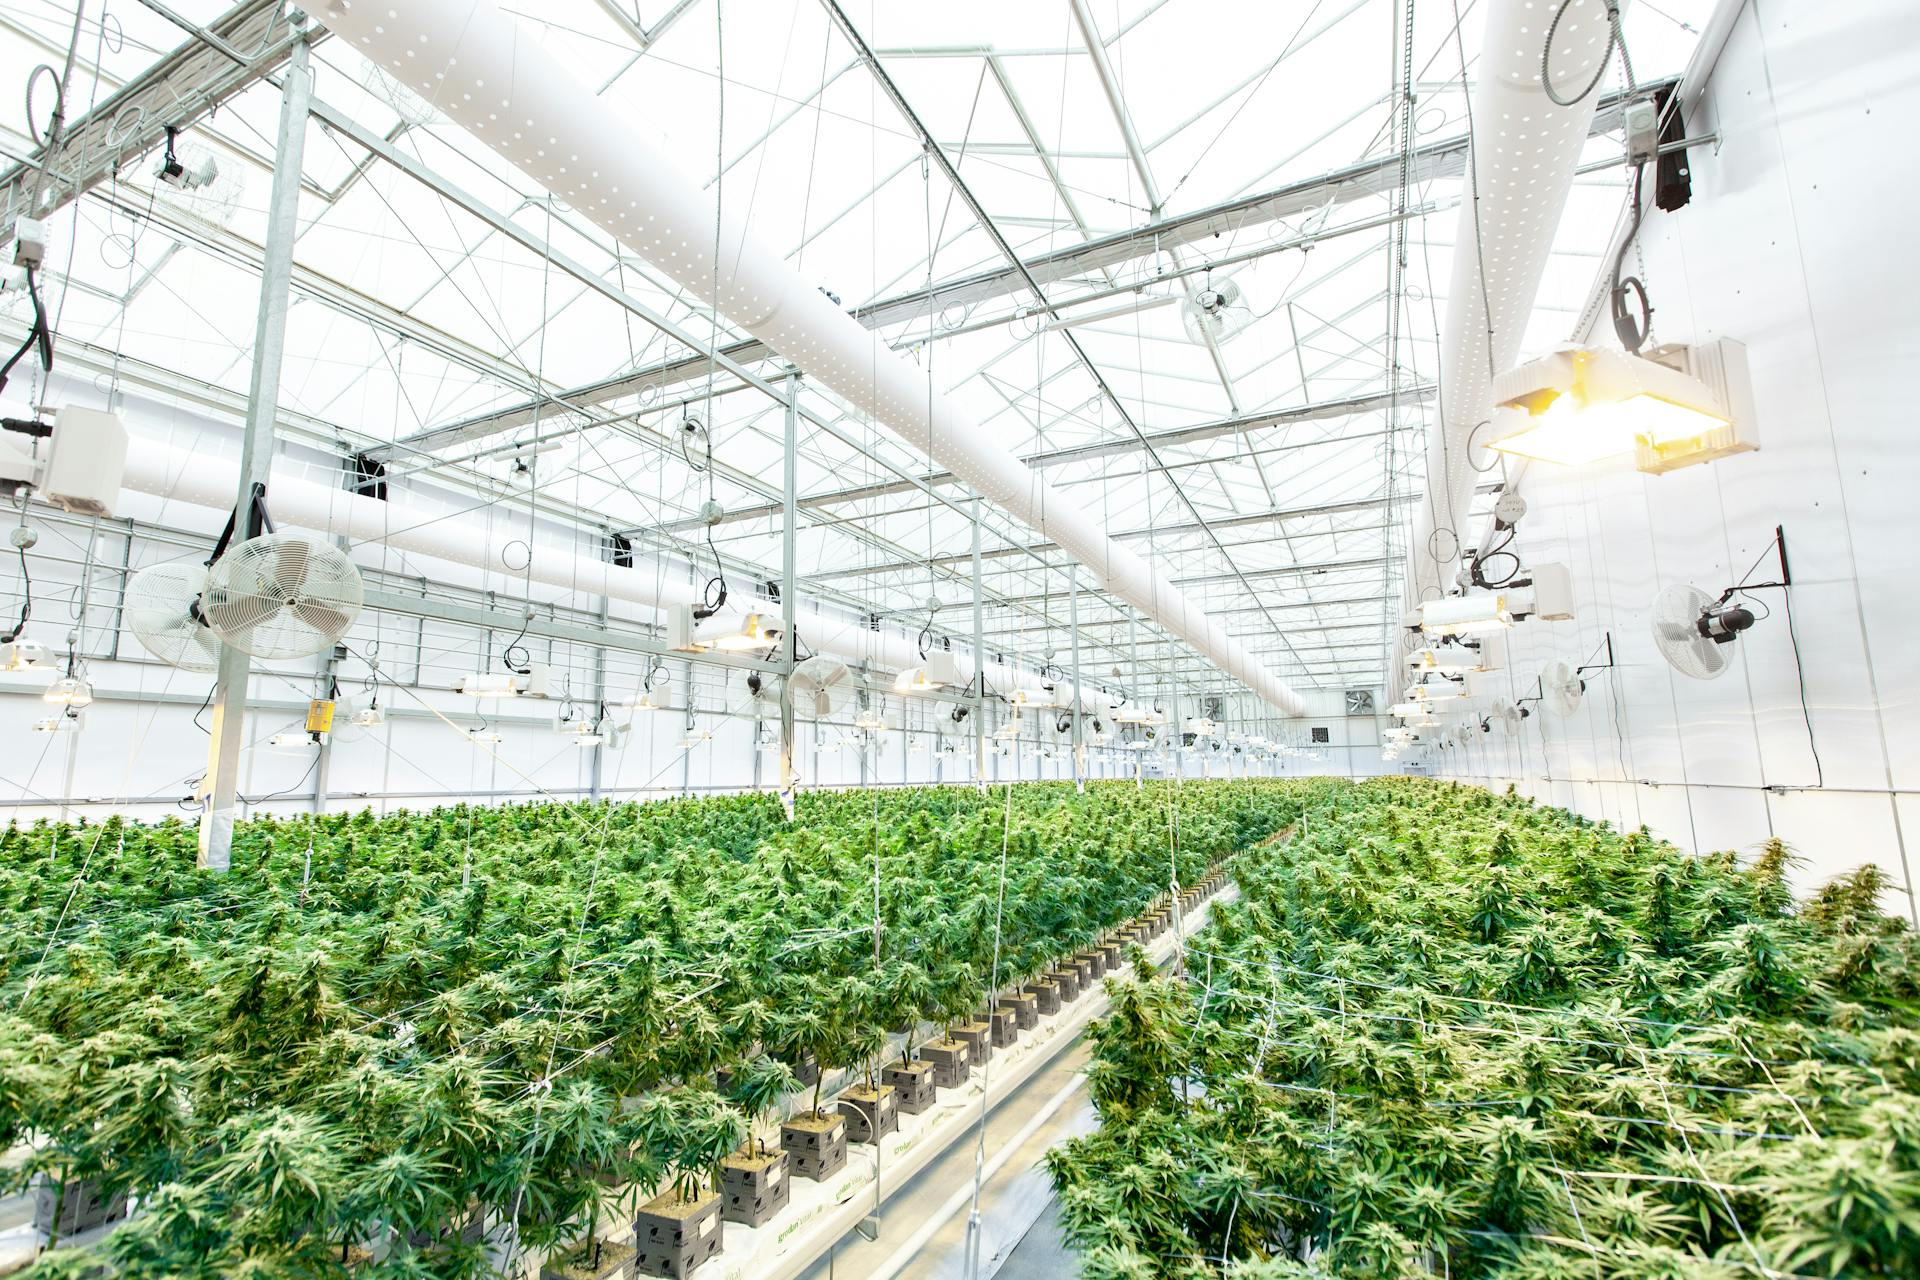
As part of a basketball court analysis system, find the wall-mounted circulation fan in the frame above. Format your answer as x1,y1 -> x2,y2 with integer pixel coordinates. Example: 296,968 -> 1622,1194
1182,274 -> 1255,346
202,533 -> 363,660
125,486 -> 363,669
126,560 -> 222,671
1650,528 -> 1790,680
1539,660 -> 1586,718
789,655 -> 854,719
1650,583 -> 1758,680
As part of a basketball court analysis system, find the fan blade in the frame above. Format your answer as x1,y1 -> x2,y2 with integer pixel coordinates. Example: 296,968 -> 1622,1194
291,600 -> 356,639
272,538 -> 312,594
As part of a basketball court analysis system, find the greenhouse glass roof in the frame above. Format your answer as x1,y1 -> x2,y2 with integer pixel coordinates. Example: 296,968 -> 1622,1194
0,0 -> 1714,696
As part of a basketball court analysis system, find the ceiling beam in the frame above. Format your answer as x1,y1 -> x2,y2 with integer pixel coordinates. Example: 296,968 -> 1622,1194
801,495 -> 1413,579
978,555 -> 1390,608
848,80 -> 1661,333
374,81 -> 1660,462
654,387 -> 1430,534
273,99 -> 1222,686
971,592 -> 1391,639
0,0 -> 325,245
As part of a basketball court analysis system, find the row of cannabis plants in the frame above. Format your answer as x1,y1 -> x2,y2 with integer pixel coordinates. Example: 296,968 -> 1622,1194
1051,778 -> 1920,1279
0,778 -> 1307,1277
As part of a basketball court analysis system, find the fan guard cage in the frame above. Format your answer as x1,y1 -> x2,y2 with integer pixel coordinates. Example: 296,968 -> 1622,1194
1651,583 -> 1733,680
202,535 -> 364,660
790,656 -> 854,718
1182,278 -> 1253,345
1541,660 -> 1584,717
126,561 -> 222,672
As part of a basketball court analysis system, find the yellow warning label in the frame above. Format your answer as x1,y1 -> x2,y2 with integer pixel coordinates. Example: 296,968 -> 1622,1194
306,699 -> 336,733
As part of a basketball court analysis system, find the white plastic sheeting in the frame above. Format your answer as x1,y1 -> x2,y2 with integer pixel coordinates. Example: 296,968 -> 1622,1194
315,0 -> 1306,718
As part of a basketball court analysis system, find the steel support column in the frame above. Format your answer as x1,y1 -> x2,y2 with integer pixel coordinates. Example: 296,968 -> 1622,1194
779,371 -> 800,808
971,496 -> 986,790
1128,608 -> 1144,789
197,22 -> 310,871
311,649 -> 337,816
1070,568 -> 1084,792
590,593 -> 609,801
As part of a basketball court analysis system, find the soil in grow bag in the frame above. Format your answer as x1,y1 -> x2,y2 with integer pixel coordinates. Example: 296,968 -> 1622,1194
634,1189 -> 723,1278
840,1084 -> 899,1144
882,1058 -> 939,1114
720,1147 -> 790,1228
781,1110 -> 848,1181
543,1237 -> 638,1280
920,1038 -> 971,1089
951,1019 -> 993,1065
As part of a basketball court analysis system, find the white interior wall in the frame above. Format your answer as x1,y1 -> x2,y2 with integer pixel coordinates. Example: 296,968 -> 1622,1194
1427,0 -> 1919,921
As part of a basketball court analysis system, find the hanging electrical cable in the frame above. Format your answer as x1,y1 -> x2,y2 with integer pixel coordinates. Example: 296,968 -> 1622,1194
1610,163 -> 1655,354
1542,0 -> 1634,108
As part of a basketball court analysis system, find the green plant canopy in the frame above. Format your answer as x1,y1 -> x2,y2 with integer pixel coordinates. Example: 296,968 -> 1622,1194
1052,779 -> 1920,1279
1,779 -> 1304,1275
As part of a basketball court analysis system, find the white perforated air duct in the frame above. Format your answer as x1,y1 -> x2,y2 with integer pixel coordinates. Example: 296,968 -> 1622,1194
316,0 -> 1306,719
117,439 -> 1104,714
1404,0 -> 1624,617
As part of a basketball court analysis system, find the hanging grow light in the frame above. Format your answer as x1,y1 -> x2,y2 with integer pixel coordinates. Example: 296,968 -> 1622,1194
667,605 -> 782,654
1408,643 -> 1496,675
268,731 -> 320,752
457,665 -> 551,698
1486,341 -> 1755,473
1008,685 -> 1058,710
1405,677 -> 1466,702
32,710 -> 81,733
619,662 -> 669,712
1420,564 -> 1574,638
893,650 -> 960,694
1419,594 -> 1513,637
464,727 -> 503,745
42,676 -> 93,708
678,728 -> 714,748
350,704 -> 384,729
853,708 -> 886,732
1,640 -> 51,671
